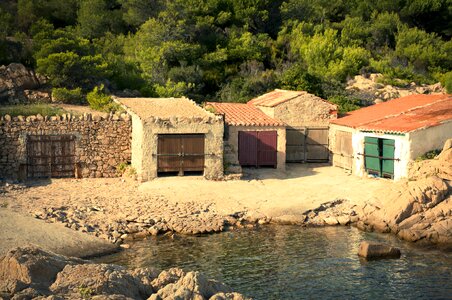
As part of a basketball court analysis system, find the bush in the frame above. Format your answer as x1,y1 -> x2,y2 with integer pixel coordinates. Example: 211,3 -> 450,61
441,71 -> 452,93
86,84 -> 122,112
416,149 -> 441,161
51,87 -> 83,104
328,95 -> 361,114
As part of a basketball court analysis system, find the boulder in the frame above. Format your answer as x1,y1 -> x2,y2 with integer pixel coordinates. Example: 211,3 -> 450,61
358,241 -> 401,259
149,271 -> 233,300
0,63 -> 43,104
151,268 -> 186,291
49,264 -> 153,299
0,246 -> 82,294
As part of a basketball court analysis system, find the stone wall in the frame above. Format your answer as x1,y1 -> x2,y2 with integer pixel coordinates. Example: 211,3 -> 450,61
0,113 -> 131,180
255,94 -> 337,127
130,114 -> 224,181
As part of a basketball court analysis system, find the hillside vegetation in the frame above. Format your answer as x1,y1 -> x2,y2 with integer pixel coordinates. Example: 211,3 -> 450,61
1,0 -> 451,106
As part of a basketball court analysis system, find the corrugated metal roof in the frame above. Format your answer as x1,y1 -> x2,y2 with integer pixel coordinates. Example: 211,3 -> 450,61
331,94 -> 452,133
247,89 -> 336,109
205,102 -> 284,127
115,97 -> 212,119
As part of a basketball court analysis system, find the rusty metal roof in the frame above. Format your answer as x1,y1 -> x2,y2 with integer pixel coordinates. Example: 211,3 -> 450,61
205,102 -> 284,127
331,94 -> 452,133
247,89 -> 336,109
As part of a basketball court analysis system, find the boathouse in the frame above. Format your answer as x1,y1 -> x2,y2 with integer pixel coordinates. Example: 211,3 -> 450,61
116,97 -> 224,181
205,102 -> 286,174
329,94 -> 452,180
248,89 -> 337,163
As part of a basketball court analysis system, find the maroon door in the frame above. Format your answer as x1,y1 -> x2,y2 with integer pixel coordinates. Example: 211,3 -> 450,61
238,131 -> 258,166
258,131 -> 277,167
238,131 -> 277,168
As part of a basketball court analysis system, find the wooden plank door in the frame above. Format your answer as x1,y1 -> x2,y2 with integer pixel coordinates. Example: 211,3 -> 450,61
27,135 -> 76,178
181,134 -> 205,172
238,131 -> 258,166
157,134 -> 205,174
305,127 -> 329,162
257,131 -> 277,167
332,130 -> 353,170
158,135 -> 183,172
286,127 -> 306,162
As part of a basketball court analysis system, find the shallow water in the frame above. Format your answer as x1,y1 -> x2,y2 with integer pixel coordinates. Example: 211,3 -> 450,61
96,226 -> 452,299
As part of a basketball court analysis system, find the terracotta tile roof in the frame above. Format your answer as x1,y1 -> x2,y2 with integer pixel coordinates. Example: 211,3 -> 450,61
247,89 -> 336,109
114,97 -> 213,120
331,94 -> 452,133
205,102 -> 284,126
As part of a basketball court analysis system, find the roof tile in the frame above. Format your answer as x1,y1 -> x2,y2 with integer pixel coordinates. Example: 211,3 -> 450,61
247,89 -> 336,108
205,102 -> 284,127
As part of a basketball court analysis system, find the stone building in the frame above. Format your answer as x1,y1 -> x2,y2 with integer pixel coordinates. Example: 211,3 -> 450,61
0,113 -> 131,180
205,102 -> 285,174
115,97 -> 224,181
329,94 -> 452,180
248,89 -> 338,162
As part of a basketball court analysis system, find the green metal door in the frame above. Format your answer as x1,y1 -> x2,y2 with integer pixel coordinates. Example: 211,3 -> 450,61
381,139 -> 395,178
364,137 -> 381,176
364,137 -> 395,178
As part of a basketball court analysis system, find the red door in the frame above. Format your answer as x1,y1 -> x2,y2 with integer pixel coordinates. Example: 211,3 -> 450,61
238,131 -> 277,167
258,131 -> 277,167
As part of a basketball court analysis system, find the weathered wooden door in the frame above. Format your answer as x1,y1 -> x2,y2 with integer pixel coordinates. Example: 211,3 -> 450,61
305,127 -> 329,162
286,127 -> 306,162
238,131 -> 277,168
157,134 -> 205,174
332,130 -> 353,170
27,135 -> 76,178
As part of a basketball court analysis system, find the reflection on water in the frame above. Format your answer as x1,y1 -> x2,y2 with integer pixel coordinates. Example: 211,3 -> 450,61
96,226 -> 452,299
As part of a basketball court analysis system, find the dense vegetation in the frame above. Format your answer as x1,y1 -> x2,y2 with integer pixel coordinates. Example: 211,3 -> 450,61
1,0 -> 451,105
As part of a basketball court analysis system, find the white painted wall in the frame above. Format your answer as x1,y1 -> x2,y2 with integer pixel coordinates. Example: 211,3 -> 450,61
407,121 -> 452,160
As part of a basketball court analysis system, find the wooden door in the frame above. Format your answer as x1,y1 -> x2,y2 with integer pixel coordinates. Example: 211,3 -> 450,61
257,131 -> 277,167
286,127 -> 306,162
238,131 -> 277,167
332,130 -> 353,170
305,127 -> 329,162
157,134 -> 205,174
238,131 -> 258,166
27,135 -> 76,178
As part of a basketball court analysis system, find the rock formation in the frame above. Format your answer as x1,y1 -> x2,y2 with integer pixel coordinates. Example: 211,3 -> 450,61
0,246 -> 250,300
0,63 -> 48,104
346,73 -> 445,105
305,139 -> 452,247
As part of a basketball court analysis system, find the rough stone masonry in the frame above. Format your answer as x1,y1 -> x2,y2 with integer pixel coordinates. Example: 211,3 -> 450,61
0,113 -> 131,180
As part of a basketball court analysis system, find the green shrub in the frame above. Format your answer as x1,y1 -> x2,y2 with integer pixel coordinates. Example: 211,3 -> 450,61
328,95 -> 361,114
415,149 -> 441,161
52,87 -> 83,104
86,84 -> 122,112
441,71 -> 452,93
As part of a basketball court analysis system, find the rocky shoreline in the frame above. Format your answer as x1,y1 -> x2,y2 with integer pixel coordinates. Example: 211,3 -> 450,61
0,246 -> 249,300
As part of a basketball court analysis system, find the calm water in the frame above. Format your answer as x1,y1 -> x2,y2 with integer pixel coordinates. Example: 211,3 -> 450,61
96,226 -> 452,299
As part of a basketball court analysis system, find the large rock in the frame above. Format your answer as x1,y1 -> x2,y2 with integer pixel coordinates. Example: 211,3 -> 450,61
0,63 -> 43,104
49,264 -> 155,299
0,246 -> 82,294
358,241 -> 401,259
149,271 -> 233,300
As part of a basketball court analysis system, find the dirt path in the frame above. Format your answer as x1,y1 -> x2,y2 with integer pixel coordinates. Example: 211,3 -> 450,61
0,209 -> 118,258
